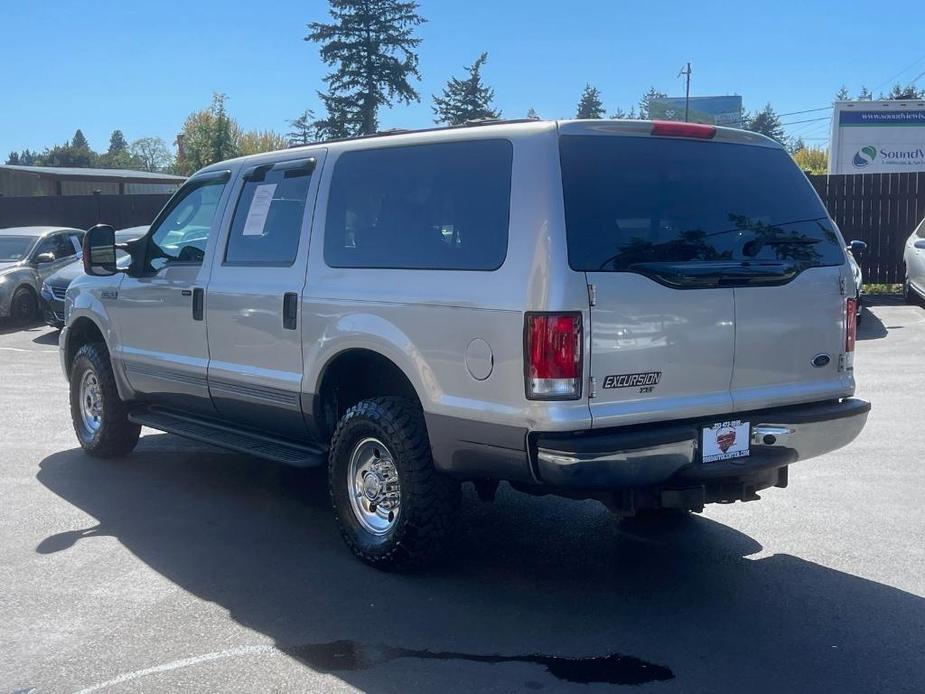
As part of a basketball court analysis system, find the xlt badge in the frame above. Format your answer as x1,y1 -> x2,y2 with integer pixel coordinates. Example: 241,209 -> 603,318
602,371 -> 662,389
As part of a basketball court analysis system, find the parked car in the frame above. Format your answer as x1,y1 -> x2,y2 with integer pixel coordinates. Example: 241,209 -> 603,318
846,240 -> 867,324
41,226 -> 147,329
903,216 -> 925,304
62,119 -> 870,568
0,226 -> 84,324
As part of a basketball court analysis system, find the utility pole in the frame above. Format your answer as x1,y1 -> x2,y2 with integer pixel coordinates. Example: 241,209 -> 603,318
679,62 -> 692,121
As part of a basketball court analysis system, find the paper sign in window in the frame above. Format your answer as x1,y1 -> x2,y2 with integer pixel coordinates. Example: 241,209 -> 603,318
242,184 -> 277,236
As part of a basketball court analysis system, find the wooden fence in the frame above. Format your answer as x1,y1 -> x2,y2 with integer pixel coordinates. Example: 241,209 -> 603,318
809,172 -> 925,284
0,193 -> 171,232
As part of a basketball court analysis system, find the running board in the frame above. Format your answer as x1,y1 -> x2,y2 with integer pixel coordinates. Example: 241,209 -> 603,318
129,408 -> 326,468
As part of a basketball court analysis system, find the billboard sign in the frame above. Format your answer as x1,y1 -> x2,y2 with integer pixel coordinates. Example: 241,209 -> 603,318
649,95 -> 743,127
829,102 -> 925,174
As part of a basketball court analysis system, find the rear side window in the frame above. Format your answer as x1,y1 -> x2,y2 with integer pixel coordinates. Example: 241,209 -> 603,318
324,140 -> 512,270
225,162 -> 314,265
560,135 -> 844,273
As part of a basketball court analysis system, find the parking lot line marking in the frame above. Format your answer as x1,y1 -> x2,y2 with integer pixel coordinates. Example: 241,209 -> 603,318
0,347 -> 56,354
70,645 -> 278,694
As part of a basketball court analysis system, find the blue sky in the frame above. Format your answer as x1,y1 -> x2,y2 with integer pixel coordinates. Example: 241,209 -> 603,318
2,0 -> 925,158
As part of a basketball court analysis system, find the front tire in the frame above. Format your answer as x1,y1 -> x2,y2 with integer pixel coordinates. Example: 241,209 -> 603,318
329,397 -> 460,569
69,343 -> 141,458
10,287 -> 37,324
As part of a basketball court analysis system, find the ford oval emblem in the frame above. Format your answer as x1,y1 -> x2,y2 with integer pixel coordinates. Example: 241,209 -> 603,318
811,353 -> 831,368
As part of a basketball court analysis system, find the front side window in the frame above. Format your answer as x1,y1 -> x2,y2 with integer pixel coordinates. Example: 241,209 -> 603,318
324,139 -> 512,270
147,175 -> 228,270
224,162 -> 313,265
34,234 -> 75,260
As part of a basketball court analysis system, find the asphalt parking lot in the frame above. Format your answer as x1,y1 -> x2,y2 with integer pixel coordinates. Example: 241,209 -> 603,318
1,297 -> 923,693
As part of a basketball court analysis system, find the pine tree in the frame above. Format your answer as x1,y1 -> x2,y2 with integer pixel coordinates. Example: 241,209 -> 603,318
209,93 -> 237,164
307,0 -> 425,136
71,129 -> 90,151
287,108 -> 316,145
858,86 -> 873,101
884,83 -> 925,100
432,52 -> 501,125
638,86 -> 667,119
107,130 -> 129,154
526,107 -> 540,120
6,151 -> 20,165
575,84 -> 605,119
745,103 -> 786,144
610,107 -> 628,119
313,92 -> 354,140
835,85 -> 850,101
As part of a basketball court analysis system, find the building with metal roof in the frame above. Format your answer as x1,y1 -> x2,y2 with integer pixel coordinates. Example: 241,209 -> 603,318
0,164 -> 184,197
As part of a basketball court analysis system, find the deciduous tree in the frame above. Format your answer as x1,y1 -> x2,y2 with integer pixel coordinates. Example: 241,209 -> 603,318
130,137 -> 172,172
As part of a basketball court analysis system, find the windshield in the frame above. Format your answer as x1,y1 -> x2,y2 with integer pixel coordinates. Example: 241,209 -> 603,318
0,236 -> 36,262
559,135 -> 845,274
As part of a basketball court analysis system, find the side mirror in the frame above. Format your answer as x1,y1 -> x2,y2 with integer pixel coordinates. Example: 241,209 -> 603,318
83,225 -> 119,276
34,251 -> 56,265
848,240 -> 867,256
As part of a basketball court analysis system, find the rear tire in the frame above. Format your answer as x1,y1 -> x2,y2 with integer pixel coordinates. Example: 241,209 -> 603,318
69,343 -> 141,458
904,276 -> 922,305
10,286 -> 37,324
329,397 -> 460,569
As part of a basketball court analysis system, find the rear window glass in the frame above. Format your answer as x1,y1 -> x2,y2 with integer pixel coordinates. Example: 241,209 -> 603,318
560,135 -> 844,272
324,140 -> 512,270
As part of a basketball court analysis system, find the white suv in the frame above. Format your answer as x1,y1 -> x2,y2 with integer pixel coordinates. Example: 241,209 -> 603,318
62,119 -> 870,568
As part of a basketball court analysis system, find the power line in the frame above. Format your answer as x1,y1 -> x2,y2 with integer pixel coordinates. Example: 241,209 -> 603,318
873,51 -> 925,92
777,106 -> 832,117
780,115 -> 831,126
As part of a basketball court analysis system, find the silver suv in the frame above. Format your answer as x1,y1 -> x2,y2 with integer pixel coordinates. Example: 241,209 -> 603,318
62,119 -> 870,568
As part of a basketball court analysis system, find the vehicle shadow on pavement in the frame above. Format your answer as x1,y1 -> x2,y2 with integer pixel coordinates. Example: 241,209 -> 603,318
31,329 -> 60,346
37,437 -> 925,693
857,304 -> 888,340
0,318 -> 44,336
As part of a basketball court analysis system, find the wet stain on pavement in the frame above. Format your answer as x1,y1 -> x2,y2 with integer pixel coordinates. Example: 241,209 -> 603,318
281,640 -> 673,685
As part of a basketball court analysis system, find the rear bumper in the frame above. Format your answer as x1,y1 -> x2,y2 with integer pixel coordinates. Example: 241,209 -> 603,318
532,398 -> 870,490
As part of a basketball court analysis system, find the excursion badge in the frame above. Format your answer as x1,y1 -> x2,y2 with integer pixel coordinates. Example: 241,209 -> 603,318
602,371 -> 662,389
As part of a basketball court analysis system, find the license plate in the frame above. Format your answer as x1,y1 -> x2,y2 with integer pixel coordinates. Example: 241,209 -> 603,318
701,420 -> 750,463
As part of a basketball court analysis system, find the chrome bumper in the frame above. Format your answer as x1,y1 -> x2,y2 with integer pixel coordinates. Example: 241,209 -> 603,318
533,398 -> 870,489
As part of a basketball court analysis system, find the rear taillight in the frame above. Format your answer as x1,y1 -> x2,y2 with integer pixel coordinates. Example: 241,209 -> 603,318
845,297 -> 857,352
650,120 -> 717,139
525,313 -> 582,399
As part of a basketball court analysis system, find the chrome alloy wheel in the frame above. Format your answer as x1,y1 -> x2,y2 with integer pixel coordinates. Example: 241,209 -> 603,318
347,437 -> 401,535
78,369 -> 103,438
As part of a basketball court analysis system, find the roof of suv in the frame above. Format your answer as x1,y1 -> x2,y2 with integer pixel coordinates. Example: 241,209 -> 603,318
198,118 -> 780,175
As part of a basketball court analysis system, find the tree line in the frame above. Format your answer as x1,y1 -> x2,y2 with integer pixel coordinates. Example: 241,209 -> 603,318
8,0 -> 925,177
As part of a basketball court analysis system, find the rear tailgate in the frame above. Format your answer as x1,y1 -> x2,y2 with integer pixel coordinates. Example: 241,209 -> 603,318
558,126 -> 851,429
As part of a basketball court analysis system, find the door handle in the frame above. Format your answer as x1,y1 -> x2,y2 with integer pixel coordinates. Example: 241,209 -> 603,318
283,292 -> 298,330
192,288 -> 204,321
